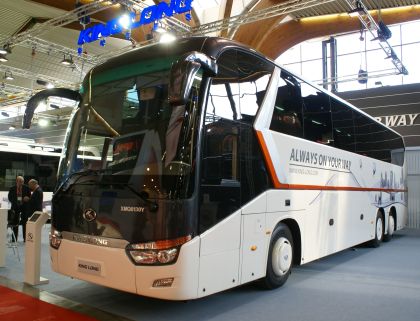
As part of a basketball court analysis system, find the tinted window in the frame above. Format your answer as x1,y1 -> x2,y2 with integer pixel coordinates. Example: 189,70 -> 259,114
208,50 -> 273,122
368,124 -> 404,164
200,49 -> 272,232
331,98 -> 355,152
353,113 -> 403,163
270,70 -> 303,137
301,82 -> 332,144
240,124 -> 271,206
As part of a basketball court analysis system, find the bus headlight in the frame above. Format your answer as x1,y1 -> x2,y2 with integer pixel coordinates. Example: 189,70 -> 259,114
49,227 -> 62,249
126,235 -> 191,265
129,248 -> 178,265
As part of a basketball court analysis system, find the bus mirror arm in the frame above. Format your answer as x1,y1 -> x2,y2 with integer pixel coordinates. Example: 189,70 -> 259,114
169,51 -> 217,106
23,88 -> 82,129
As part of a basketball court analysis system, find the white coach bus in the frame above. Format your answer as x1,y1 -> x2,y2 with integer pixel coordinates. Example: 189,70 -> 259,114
23,37 -> 407,300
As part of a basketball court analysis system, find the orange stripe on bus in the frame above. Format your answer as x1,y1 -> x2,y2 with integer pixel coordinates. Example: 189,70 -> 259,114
256,130 -> 285,189
255,130 -> 407,193
285,184 -> 406,192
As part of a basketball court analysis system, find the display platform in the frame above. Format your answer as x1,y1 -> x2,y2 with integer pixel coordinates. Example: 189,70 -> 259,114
0,285 -> 98,321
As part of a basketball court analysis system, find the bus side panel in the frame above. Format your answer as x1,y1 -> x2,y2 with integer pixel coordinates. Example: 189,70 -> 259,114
266,190 -> 306,264
395,202 -> 408,230
262,131 -> 406,263
240,193 -> 268,285
301,190 -> 375,263
198,210 -> 241,297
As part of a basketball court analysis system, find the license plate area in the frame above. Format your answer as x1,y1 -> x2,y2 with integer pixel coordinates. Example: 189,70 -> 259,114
77,259 -> 103,276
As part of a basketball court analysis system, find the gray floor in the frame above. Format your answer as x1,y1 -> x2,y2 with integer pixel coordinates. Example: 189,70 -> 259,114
1,226 -> 420,321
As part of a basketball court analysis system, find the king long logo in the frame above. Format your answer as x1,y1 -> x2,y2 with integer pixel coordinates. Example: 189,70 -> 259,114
83,208 -> 97,222
78,0 -> 194,46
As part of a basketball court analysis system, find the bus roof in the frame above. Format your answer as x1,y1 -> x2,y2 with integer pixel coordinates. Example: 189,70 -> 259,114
92,37 -> 260,76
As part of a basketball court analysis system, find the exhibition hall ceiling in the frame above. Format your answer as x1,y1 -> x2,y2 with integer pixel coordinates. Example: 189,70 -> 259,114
0,0 -> 418,145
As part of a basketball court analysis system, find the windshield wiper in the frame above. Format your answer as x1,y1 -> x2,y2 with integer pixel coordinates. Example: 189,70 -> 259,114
56,169 -> 109,193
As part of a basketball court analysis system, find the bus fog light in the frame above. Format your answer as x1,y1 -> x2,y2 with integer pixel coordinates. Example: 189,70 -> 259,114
157,248 -> 178,264
130,250 -> 158,264
153,277 -> 174,288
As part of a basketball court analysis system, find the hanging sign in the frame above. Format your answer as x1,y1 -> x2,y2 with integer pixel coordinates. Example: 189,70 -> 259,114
77,0 -> 193,46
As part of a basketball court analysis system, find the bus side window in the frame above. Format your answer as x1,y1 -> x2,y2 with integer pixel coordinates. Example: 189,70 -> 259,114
301,82 -> 333,144
270,71 -> 303,138
200,49 -> 274,232
200,118 -> 240,231
331,98 -> 355,152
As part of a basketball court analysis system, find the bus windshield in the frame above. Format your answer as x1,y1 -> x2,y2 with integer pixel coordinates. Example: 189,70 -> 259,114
58,58 -> 202,200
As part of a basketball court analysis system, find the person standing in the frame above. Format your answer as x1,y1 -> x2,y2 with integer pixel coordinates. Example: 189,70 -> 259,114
8,176 -> 31,241
24,179 -> 44,241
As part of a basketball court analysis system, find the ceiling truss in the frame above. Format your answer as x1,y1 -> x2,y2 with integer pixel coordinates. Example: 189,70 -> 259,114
0,0 -> 413,108
344,0 -> 408,75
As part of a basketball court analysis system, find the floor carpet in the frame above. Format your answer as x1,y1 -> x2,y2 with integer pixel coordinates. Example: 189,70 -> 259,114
0,285 -> 98,321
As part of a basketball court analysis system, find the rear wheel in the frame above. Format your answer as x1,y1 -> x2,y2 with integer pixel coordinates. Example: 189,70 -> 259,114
261,223 -> 293,289
383,214 -> 395,242
370,212 -> 384,247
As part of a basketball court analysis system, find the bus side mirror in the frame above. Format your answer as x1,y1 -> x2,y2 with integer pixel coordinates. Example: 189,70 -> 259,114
23,88 -> 81,129
169,51 -> 217,106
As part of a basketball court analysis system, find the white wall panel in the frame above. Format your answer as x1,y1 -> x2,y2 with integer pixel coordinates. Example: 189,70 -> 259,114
406,149 -> 420,228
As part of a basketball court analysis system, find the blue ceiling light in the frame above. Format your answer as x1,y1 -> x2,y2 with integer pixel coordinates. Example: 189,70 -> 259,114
77,0 -> 194,46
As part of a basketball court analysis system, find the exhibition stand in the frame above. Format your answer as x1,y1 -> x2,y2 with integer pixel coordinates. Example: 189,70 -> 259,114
0,209 -> 6,267
24,211 -> 50,285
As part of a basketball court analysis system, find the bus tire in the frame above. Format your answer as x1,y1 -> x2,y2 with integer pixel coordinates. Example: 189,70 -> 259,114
383,214 -> 395,242
261,223 -> 293,289
370,212 -> 384,248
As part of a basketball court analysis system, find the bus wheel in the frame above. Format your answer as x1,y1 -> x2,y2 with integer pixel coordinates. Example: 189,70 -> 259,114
370,212 -> 384,247
383,215 -> 395,242
261,223 -> 293,289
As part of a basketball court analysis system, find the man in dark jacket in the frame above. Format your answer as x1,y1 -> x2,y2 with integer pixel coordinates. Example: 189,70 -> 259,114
24,179 -> 44,241
8,176 -> 31,241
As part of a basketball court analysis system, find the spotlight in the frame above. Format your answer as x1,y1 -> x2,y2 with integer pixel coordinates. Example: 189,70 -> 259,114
61,53 -> 74,66
119,13 -> 131,29
348,0 -> 365,17
1,111 -> 10,117
50,104 -> 60,109
118,7 -> 134,30
154,22 -> 167,33
39,119 -> 49,127
3,71 -> 14,80
0,44 -> 11,55
159,32 -> 176,43
36,79 -> 54,88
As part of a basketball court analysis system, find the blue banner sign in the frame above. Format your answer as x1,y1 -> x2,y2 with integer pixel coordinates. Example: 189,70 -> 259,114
78,0 -> 193,46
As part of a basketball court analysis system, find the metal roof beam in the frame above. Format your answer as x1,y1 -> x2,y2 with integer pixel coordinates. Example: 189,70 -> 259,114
22,37 -> 98,65
345,0 -> 408,75
0,0 -> 116,48
126,0 -> 191,33
192,0 -> 338,36
0,65 -> 76,88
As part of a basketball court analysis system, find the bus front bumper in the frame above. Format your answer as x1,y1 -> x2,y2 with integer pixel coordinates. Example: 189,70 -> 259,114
50,236 -> 200,300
